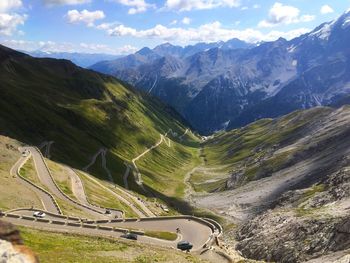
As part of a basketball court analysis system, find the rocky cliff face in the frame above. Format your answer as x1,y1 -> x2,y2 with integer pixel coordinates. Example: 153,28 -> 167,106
192,106 -> 350,262
91,11 -> 350,135
236,166 -> 350,263
0,220 -> 38,263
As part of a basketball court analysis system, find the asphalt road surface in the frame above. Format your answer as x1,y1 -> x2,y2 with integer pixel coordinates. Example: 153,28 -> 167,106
7,146 -> 218,251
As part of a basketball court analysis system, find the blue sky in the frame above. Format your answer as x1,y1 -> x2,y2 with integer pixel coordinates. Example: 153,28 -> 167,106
1,0 -> 350,54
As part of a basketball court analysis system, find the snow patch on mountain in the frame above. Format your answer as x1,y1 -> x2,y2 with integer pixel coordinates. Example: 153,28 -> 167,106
287,45 -> 297,53
342,18 -> 350,28
310,22 -> 333,40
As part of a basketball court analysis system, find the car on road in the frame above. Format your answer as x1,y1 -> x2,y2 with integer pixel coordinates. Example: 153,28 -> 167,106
177,241 -> 193,251
33,211 -> 46,218
161,205 -> 169,212
105,210 -> 111,214
121,233 -> 138,240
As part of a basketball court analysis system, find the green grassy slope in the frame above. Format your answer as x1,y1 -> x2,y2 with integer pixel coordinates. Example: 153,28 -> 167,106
199,107 -> 334,190
0,45 -> 199,201
20,227 -> 206,263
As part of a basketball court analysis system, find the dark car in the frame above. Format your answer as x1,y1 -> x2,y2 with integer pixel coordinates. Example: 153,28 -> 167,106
121,233 -> 138,240
177,241 -> 193,251
105,210 -> 111,214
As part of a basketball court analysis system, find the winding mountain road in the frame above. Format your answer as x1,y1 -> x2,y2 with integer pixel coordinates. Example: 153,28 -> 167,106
122,164 -> 131,189
1,212 -> 212,251
77,170 -> 152,217
10,151 -> 60,214
179,129 -> 189,141
23,147 -> 113,218
82,149 -> 153,217
7,145 -> 220,252
39,141 -> 54,158
131,133 -> 171,188
67,167 -> 89,205
128,128 -> 189,188
83,148 -> 114,183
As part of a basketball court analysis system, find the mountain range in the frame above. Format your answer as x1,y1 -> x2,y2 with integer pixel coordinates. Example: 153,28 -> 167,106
26,50 -> 120,68
0,44 -> 199,200
91,11 -> 350,135
2,20 -> 350,262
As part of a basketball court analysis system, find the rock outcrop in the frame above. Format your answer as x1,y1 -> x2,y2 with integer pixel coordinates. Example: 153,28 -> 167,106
236,167 -> 350,262
0,220 -> 38,263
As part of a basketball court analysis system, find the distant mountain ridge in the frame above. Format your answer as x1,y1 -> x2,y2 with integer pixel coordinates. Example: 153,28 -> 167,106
91,11 -> 350,134
91,38 -> 253,75
25,50 -> 121,68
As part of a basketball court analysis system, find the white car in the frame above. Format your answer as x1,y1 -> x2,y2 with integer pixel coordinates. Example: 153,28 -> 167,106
161,205 -> 169,212
33,211 -> 46,218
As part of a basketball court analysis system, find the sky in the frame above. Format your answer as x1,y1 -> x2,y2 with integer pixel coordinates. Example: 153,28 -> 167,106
0,0 -> 350,55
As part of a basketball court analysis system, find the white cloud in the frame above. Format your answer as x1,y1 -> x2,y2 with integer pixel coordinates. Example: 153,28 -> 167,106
104,21 -> 310,44
258,2 -> 315,28
182,17 -> 191,24
1,39 -> 137,55
164,0 -> 241,12
0,0 -> 22,12
111,0 -> 155,14
107,24 -> 138,36
1,39 -> 34,50
79,43 -> 137,54
320,5 -> 334,14
116,44 -> 138,54
253,4 -> 260,9
96,21 -> 121,30
0,13 -> 27,36
170,19 -> 177,25
43,0 -> 91,6
0,0 -> 26,36
0,40 -> 74,53
264,27 -> 310,41
38,41 -> 75,52
66,9 -> 105,27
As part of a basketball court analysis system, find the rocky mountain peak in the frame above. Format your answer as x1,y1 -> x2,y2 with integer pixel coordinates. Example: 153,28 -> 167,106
309,10 -> 350,41
90,12 -> 350,134
136,47 -> 155,56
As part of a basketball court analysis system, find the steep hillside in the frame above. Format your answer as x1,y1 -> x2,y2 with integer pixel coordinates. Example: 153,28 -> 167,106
0,44 -> 200,204
91,11 -> 350,134
189,106 -> 350,262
